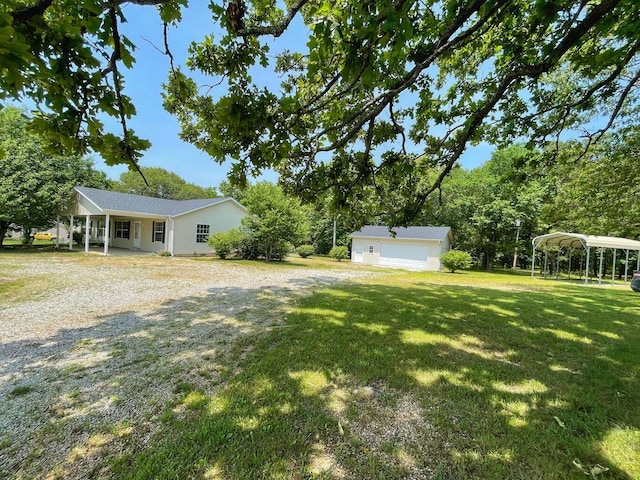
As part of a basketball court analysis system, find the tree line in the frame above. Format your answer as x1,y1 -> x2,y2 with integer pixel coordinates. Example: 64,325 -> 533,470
2,104 -> 639,270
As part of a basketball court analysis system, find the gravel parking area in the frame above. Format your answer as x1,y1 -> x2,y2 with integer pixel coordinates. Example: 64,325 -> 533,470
0,253 -> 373,479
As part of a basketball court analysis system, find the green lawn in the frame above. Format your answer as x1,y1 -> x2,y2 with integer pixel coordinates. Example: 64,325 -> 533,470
110,269 -> 640,479
1,238 -> 59,247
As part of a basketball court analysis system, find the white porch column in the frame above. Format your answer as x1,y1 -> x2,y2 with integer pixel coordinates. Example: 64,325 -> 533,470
612,249 -> 617,285
55,215 -> 60,249
85,214 -> 90,253
103,214 -> 110,256
69,215 -> 74,250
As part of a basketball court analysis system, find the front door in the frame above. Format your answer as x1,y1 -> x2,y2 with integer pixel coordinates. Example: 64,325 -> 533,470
133,222 -> 141,249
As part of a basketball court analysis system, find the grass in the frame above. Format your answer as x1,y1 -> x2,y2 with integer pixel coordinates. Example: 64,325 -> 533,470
1,239 -> 59,247
108,269 -> 640,479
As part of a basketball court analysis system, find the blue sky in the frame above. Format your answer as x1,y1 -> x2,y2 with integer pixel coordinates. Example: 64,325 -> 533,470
95,3 -> 493,189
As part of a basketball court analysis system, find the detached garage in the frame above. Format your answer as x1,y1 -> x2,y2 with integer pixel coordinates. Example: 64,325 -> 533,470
350,225 -> 453,271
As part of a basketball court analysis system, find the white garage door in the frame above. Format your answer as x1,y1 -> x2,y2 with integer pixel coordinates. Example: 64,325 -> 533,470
380,242 -> 429,270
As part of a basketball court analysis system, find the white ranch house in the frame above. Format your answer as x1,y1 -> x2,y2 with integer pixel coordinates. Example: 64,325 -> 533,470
350,225 -> 453,271
66,186 -> 247,256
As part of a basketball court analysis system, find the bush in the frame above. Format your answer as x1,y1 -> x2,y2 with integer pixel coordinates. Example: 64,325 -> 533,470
207,229 -> 242,259
329,245 -> 349,261
296,244 -> 315,258
440,250 -> 472,273
270,241 -> 292,261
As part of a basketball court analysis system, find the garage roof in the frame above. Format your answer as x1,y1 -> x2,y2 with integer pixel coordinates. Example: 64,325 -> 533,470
532,232 -> 640,250
350,225 -> 452,242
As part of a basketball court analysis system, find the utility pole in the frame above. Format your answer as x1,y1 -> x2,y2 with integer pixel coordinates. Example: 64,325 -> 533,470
512,218 -> 521,269
332,218 -> 337,248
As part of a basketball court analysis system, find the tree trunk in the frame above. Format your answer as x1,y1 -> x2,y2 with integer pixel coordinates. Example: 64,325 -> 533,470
482,249 -> 494,271
0,221 -> 8,247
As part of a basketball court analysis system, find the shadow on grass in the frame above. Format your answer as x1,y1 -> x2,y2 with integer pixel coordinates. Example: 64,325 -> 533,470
106,280 -> 639,479
2,275 -> 639,479
0,280 -> 306,479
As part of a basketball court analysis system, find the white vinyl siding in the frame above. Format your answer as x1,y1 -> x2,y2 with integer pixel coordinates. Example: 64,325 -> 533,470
172,201 -> 246,255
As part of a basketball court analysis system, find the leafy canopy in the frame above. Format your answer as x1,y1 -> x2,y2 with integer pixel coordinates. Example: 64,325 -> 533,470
3,0 -> 639,224
0,106 -> 109,245
241,181 -> 309,261
112,166 -> 217,200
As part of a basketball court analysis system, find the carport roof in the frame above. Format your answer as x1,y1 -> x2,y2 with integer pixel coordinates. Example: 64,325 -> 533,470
532,232 -> 640,250
350,225 -> 452,241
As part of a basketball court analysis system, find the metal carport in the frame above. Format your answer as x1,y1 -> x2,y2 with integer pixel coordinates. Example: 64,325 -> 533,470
531,232 -> 640,285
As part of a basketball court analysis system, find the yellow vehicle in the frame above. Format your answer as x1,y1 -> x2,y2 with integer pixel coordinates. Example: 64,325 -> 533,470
34,232 -> 55,240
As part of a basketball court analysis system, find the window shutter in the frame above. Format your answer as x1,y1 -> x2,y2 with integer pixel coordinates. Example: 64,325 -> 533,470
152,221 -> 155,242
162,222 -> 166,243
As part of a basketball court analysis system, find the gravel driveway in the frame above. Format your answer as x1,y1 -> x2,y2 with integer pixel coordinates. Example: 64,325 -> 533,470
0,253 -> 372,479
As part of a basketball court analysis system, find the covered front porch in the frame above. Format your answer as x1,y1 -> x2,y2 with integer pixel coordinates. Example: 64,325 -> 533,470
58,213 -> 172,256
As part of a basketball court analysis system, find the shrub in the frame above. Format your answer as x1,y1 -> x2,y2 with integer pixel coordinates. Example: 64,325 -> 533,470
270,241 -> 292,261
296,244 -> 315,258
208,229 -> 242,259
329,245 -> 349,261
440,250 -> 472,273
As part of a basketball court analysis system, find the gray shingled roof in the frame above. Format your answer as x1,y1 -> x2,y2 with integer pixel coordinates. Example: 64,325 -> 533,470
75,186 -> 241,217
350,225 -> 452,241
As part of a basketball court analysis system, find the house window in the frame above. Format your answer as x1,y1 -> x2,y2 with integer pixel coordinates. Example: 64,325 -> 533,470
153,221 -> 165,243
196,224 -> 210,243
114,221 -> 130,239
368,245 -> 374,254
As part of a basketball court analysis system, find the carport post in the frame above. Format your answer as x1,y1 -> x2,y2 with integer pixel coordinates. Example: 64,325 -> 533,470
531,244 -> 536,277
612,249 -> 617,285
624,249 -> 629,282
637,250 -> 640,272
543,247 -> 548,278
568,248 -> 572,279
598,248 -> 604,285
585,247 -> 590,285
69,215 -> 74,250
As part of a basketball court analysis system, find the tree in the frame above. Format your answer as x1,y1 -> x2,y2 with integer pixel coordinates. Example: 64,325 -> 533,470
112,167 -> 217,199
241,182 -> 308,261
218,179 -> 250,204
538,132 -> 640,239
430,145 -> 546,270
3,1 -> 639,225
0,106 -> 109,246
